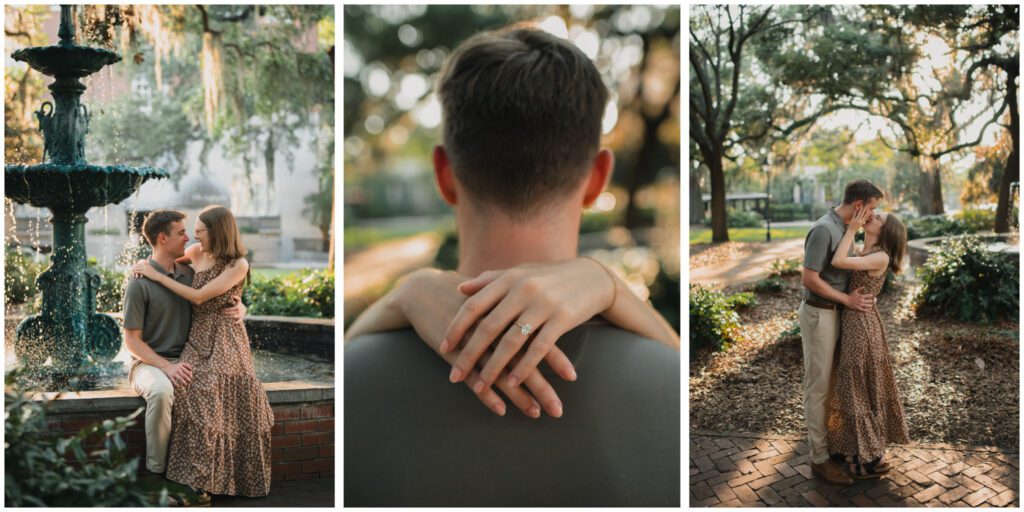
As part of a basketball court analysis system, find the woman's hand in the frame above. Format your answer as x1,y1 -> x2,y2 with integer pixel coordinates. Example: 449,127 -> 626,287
849,206 -> 871,231
390,268 -> 573,418
130,259 -> 163,281
442,258 -> 614,393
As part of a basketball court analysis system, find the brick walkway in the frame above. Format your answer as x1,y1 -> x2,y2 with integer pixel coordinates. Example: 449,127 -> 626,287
690,431 -> 1019,507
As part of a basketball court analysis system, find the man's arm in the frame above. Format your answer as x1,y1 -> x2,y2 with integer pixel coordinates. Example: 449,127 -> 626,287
124,329 -> 193,386
801,268 -> 869,312
123,328 -> 172,369
802,225 -> 871,312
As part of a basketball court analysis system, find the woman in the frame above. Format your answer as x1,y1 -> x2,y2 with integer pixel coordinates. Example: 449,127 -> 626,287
346,256 -> 680,418
132,205 -> 273,498
827,206 -> 910,478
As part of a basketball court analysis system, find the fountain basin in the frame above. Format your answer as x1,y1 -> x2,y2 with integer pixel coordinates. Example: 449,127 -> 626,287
6,314 -> 335,389
907,232 -> 1020,268
6,164 -> 168,212
12,44 -> 120,78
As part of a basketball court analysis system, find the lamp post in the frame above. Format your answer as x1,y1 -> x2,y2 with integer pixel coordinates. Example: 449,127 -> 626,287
764,151 -> 772,242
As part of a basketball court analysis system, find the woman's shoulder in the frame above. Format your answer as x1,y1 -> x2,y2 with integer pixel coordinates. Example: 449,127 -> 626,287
226,257 -> 250,271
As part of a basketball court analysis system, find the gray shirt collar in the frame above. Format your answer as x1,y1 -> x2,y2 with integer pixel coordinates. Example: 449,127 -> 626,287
148,258 -> 189,280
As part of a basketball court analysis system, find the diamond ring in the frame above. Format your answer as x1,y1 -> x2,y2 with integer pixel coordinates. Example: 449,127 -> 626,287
514,322 -> 533,336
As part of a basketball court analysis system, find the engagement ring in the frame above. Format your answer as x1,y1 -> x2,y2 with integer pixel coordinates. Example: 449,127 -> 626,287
514,322 -> 533,336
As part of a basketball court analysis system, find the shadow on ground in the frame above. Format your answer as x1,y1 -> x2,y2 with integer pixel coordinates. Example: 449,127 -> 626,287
689,274 -> 1019,449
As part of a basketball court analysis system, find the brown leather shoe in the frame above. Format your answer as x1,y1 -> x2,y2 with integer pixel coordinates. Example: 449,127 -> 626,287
812,459 -> 854,485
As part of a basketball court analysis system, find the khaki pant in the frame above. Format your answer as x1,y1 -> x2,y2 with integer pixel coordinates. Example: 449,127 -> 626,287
798,303 -> 839,465
129,359 -> 176,473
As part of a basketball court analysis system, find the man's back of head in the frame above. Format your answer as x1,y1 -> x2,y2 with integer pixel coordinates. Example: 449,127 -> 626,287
344,323 -> 680,507
436,27 -> 609,220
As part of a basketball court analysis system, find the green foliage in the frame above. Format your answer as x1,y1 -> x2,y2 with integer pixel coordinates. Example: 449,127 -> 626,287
432,231 -> 460,271
913,235 -> 1019,324
716,208 -> 763,228
768,203 -> 810,222
242,268 -> 334,318
4,372 -> 165,507
780,319 -> 801,341
88,259 -> 128,313
906,214 -> 971,240
768,257 -> 801,277
5,249 -> 46,305
954,208 -> 996,233
754,276 -> 785,293
690,285 -> 746,357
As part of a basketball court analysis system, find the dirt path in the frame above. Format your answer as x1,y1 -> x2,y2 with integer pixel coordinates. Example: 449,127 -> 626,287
690,238 -> 805,288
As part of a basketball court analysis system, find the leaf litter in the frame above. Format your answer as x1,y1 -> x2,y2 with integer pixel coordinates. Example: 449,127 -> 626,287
689,274 -> 1019,449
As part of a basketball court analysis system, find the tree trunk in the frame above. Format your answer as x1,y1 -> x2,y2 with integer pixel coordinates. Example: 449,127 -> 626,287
707,146 -> 728,242
917,156 -> 944,215
995,66 -> 1019,233
690,162 -> 705,224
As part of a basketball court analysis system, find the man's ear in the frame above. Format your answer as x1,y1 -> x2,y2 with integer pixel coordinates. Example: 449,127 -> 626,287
582,148 -> 614,208
433,145 -> 457,206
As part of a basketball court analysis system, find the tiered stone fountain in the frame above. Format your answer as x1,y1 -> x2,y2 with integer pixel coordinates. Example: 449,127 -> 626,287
6,5 -> 168,388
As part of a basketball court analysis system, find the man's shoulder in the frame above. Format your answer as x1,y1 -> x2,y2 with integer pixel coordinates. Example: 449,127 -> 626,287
124,277 -> 148,296
345,323 -> 679,373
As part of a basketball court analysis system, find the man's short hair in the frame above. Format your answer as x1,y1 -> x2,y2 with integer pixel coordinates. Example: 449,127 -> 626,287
842,180 -> 884,204
436,26 -> 609,218
141,210 -> 186,247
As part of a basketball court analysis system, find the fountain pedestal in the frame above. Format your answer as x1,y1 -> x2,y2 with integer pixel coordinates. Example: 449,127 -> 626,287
6,5 -> 168,389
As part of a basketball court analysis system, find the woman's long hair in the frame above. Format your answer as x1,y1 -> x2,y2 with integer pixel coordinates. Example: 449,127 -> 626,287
198,205 -> 250,283
878,213 -> 907,274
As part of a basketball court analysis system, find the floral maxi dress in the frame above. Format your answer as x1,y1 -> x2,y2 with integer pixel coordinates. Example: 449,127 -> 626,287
166,261 -> 274,496
826,248 -> 910,462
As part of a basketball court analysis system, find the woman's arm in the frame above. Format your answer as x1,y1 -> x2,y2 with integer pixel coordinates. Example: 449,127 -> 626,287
831,208 -> 888,272
443,257 -> 680,392
345,268 -> 573,418
131,258 -> 249,305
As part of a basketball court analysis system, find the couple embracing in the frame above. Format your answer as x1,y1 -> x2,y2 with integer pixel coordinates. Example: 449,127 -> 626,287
800,179 -> 911,485
122,206 -> 273,505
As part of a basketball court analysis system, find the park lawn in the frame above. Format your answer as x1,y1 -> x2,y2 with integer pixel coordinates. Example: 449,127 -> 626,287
251,268 -> 302,279
689,226 -> 809,244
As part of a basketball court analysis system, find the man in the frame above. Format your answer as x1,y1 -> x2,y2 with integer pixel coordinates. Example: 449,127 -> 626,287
799,180 -> 882,485
344,27 -> 679,506
122,210 -> 245,492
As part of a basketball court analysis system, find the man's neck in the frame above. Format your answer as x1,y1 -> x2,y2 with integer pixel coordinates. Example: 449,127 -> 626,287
455,207 -> 581,277
834,204 -> 855,224
150,249 -> 177,274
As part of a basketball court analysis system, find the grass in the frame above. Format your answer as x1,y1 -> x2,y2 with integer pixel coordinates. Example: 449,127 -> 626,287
251,268 -> 305,279
689,226 -> 810,244
344,221 -> 454,252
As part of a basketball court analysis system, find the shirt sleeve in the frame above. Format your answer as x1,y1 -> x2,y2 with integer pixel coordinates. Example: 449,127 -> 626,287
803,226 -> 831,273
122,279 -> 146,330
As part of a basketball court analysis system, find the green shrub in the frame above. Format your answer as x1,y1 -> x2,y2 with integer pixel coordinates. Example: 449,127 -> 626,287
725,209 -> 764,228
243,268 -> 334,318
755,276 -> 785,293
690,285 -> 745,357
768,257 -> 801,277
913,235 -> 1018,324
5,249 -> 46,305
905,215 -> 969,240
768,203 -> 810,222
4,372 -> 166,506
705,209 -> 764,228
725,291 -> 757,309
89,259 -> 128,313
954,208 -> 996,233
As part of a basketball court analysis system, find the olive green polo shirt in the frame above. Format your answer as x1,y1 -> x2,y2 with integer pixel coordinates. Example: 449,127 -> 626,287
802,208 -> 853,304
122,259 -> 195,359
